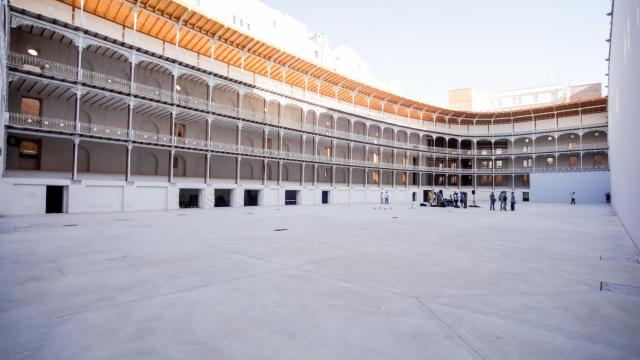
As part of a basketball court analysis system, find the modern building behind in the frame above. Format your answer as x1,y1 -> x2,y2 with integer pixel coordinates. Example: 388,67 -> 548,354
449,83 -> 602,112
608,0 -> 640,245
0,0 -> 610,215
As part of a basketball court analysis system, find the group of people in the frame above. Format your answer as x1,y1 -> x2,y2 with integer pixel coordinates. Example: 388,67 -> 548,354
425,190 -> 469,208
489,191 -> 516,211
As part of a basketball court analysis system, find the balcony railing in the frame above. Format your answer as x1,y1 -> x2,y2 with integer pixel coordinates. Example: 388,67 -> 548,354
133,83 -> 173,103
130,129 -> 173,145
79,122 -> 128,140
82,69 -> 130,93
7,112 -> 75,133
8,52 -> 78,80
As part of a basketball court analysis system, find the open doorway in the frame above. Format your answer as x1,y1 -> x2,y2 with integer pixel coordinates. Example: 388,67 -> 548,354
45,186 -> 65,214
285,190 -> 299,205
423,190 -> 432,202
214,189 -> 232,207
244,189 -> 260,206
179,189 -> 201,208
321,190 -> 330,204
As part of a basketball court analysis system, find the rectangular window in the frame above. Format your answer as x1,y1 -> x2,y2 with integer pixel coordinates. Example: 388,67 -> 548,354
266,138 -> 273,150
21,97 -> 41,117
174,124 -> 186,138
569,156 -> 578,167
495,148 -> 503,155
594,155 -> 604,166
546,157 -> 554,167
372,171 -> 379,184
495,160 -> 503,169
19,138 -> 40,159
568,142 -> 577,149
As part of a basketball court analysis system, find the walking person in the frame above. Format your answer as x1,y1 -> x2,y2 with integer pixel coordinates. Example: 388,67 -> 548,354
489,192 -> 496,211
510,192 -> 516,211
570,192 -> 576,205
384,191 -> 390,205
499,191 -> 505,211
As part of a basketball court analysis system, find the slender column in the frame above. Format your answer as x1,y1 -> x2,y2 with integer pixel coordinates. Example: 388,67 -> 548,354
170,108 -> 176,145
76,36 -> 83,82
236,124 -> 242,148
278,160 -> 282,186
300,135 -> 306,186
331,165 -> 335,187
125,143 -> 132,182
171,68 -> 177,104
206,81 -> 212,112
74,87 -> 82,133
237,90 -> 244,117
129,54 -> 136,94
72,138 -> 79,181
206,118 -> 212,150
169,149 -> 175,183
364,168 -> 368,187
205,153 -> 211,184
392,170 -> 396,188
348,167 -> 352,187
127,99 -> 134,140
236,156 -> 241,184
313,164 -> 317,186
263,159 -> 267,185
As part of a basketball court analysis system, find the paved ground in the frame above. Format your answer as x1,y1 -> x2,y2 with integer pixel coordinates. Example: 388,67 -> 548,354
1,202 -> 639,360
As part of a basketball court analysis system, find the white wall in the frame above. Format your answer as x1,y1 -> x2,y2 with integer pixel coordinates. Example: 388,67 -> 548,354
530,172 -> 610,203
609,0 -> 640,244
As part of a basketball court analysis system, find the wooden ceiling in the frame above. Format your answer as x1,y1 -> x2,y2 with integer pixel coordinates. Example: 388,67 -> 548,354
57,0 -> 607,122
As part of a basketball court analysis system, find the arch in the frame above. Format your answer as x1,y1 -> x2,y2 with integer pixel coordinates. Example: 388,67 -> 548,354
77,144 -> 90,172
318,112 -> 334,129
241,137 -> 255,148
173,153 -> 187,177
140,120 -> 160,136
138,150 -> 159,175
283,104 -> 303,125
352,121 -> 367,135
434,136 -> 447,148
396,130 -> 408,143
447,138 -> 459,149
582,130 -> 608,146
422,135 -> 434,147
534,134 -> 556,150
79,109 -> 92,125
240,161 -> 254,179
369,124 -> 382,138
213,84 -> 239,108
557,133 -> 581,150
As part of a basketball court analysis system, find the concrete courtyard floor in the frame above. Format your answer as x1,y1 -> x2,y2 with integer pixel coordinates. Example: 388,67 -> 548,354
1,203 -> 640,359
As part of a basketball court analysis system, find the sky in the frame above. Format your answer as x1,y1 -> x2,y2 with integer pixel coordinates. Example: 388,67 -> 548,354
262,0 -> 611,107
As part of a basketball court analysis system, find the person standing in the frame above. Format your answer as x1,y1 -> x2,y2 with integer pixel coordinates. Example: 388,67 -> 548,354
510,192 -> 516,211
489,192 -> 496,211
384,191 -> 390,205
570,192 -> 576,205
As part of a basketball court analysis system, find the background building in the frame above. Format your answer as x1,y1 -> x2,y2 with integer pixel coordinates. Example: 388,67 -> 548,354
449,83 -> 602,112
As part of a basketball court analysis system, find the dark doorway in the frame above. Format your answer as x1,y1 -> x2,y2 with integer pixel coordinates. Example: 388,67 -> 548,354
412,192 -> 417,202
523,192 -> 530,202
179,189 -> 200,208
214,189 -> 232,207
321,190 -> 330,204
285,190 -> 298,205
423,190 -> 432,202
244,189 -> 259,206
45,186 -> 64,214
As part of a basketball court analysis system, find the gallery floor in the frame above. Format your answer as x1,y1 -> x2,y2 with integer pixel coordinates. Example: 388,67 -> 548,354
1,202 -> 639,359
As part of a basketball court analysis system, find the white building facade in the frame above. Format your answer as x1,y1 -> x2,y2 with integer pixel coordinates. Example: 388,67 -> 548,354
0,0 -> 610,215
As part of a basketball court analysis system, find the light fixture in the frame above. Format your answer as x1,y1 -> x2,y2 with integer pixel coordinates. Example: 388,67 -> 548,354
525,139 -> 529,143
27,48 -> 39,56
595,132 -> 600,137
547,136 -> 553,141
176,85 -> 182,91
570,134 -> 575,139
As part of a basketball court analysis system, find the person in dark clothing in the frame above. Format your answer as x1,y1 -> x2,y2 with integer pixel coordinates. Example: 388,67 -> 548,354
570,192 -> 576,205
489,192 -> 496,211
510,192 -> 516,211
605,192 -> 611,203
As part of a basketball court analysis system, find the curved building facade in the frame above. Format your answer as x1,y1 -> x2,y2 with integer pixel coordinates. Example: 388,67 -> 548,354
0,0 -> 610,214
